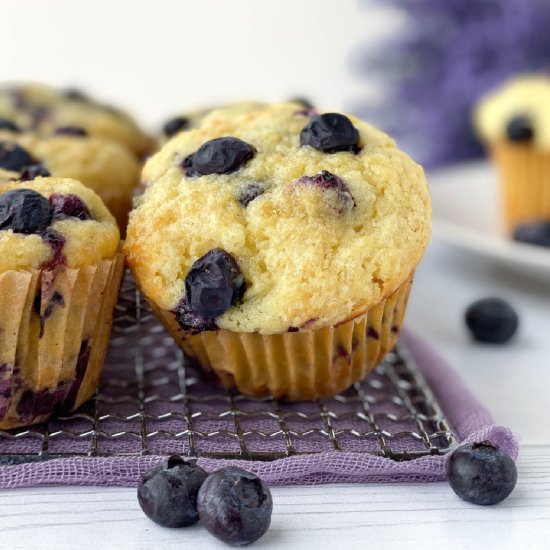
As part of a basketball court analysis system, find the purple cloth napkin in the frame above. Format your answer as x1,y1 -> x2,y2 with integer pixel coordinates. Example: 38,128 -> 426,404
0,330 -> 517,488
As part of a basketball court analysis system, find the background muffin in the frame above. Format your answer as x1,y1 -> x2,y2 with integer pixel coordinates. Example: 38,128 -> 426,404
0,177 -> 123,429
126,104 -> 431,400
0,131 -> 140,229
475,74 -> 550,231
0,82 -> 152,157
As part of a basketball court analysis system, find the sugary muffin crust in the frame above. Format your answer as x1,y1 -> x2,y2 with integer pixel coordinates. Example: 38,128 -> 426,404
475,75 -> 550,150
126,104 -> 431,334
0,177 -> 119,272
0,83 -> 151,156
0,130 -> 140,197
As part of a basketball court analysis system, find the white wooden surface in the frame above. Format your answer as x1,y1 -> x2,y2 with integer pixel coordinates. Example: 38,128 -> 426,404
1,240 -> 549,549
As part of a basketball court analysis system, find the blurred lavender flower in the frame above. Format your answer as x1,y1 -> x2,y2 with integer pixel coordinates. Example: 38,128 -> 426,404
351,0 -> 550,167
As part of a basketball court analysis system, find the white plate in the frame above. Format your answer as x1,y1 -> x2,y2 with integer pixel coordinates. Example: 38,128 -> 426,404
429,160 -> 550,278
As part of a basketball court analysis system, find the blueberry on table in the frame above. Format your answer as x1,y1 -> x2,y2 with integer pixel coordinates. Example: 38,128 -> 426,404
197,467 -> 273,546
137,455 -> 208,528
0,141 -> 35,171
184,137 -> 256,176
19,164 -> 51,181
505,115 -> 534,142
465,297 -> 519,344
0,188 -> 53,234
513,221 -> 550,248
446,441 -> 517,505
49,193 -> 92,221
185,248 -> 246,318
300,113 -> 360,153
0,118 -> 20,132
163,116 -> 190,138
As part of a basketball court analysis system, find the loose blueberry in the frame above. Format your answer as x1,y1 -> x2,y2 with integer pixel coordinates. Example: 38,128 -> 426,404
0,118 -> 20,132
513,220 -> 550,248
53,126 -> 88,137
197,467 -> 273,546
137,455 -> 208,528
19,164 -> 51,181
0,141 -> 36,171
300,113 -> 360,153
294,170 -> 355,212
183,137 -> 256,176
49,193 -> 92,221
163,117 -> 190,138
0,188 -> 53,234
239,184 -> 264,207
446,441 -> 517,505
185,248 -> 245,318
465,298 -> 519,344
505,115 -> 534,142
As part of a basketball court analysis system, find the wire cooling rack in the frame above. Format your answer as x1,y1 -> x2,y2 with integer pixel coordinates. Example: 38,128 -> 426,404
0,273 -> 458,462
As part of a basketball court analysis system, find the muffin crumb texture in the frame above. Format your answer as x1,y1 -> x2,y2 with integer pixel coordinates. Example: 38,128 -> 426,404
126,104 -> 431,334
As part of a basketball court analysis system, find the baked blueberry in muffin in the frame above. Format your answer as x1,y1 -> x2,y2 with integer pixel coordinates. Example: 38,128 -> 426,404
0,176 -> 123,428
126,103 -> 430,400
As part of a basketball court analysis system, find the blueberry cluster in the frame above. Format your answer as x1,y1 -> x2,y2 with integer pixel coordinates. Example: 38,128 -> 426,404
138,456 -> 272,546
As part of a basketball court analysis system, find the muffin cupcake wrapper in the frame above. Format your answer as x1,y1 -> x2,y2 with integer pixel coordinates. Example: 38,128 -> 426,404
0,253 -> 124,429
491,144 -> 550,230
152,275 -> 413,401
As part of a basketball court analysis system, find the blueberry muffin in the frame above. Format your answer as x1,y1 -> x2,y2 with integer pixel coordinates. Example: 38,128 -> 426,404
0,83 -> 151,157
0,177 -> 123,428
0,131 -> 140,229
159,99 -> 315,145
475,75 -> 550,230
126,104 -> 431,400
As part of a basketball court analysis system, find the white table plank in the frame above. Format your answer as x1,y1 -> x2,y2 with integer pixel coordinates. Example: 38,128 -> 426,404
0,445 -> 548,550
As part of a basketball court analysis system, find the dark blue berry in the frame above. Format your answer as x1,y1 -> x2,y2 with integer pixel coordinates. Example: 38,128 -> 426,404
300,113 -> 360,153
184,249 -> 245,318
513,221 -> 550,248
197,467 -> 272,546
505,115 -> 533,142
0,118 -> 20,132
290,96 -> 315,110
41,228 -> 66,270
183,137 -> 256,176
173,299 -> 218,332
63,88 -> 89,102
446,441 -> 517,505
239,184 -> 264,207
49,193 -> 92,221
465,298 -> 519,344
0,141 -> 36,171
294,170 -> 355,212
137,455 -> 208,528
19,164 -> 51,181
0,188 -> 53,234
163,117 -> 190,138
53,126 -> 88,137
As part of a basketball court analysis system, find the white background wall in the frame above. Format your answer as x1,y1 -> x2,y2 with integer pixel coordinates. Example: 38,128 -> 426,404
2,0 -> 401,130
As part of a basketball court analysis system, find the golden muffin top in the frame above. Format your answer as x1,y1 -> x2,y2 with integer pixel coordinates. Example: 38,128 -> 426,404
126,103 -> 431,334
0,130 -> 140,196
0,83 -> 151,156
475,75 -> 550,150
0,177 -> 119,272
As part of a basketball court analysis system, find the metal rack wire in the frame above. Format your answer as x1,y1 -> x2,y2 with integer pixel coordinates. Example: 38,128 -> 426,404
0,274 -> 458,461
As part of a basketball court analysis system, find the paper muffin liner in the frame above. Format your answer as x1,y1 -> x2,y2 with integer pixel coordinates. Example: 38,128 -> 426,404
491,143 -> 550,231
152,275 -> 413,401
0,253 -> 124,429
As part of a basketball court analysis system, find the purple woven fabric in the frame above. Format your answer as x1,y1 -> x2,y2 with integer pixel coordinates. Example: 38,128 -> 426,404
0,330 -> 517,488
